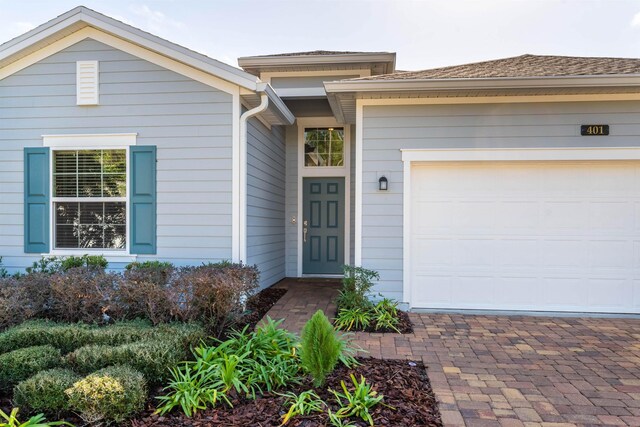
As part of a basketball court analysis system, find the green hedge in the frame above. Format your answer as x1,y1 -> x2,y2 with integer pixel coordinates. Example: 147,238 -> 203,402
66,339 -> 186,382
0,345 -> 62,391
0,320 -> 205,356
66,365 -> 147,424
13,368 -> 81,414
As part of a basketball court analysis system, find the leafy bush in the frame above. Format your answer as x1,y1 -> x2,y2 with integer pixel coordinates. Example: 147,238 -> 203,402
299,310 -> 342,387
0,273 -> 52,332
26,255 -> 108,275
0,320 -> 204,356
0,345 -> 62,391
337,266 -> 379,311
66,339 -> 187,382
329,374 -> 386,427
372,299 -> 400,332
0,408 -> 71,427
156,318 -> 299,416
118,264 -> 175,325
335,307 -> 372,332
167,264 -> 259,335
13,369 -> 81,415
49,267 -> 122,323
66,365 -> 147,424
125,260 -> 174,271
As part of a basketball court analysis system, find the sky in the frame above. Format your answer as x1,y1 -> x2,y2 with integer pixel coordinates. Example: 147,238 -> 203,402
1,0 -> 640,72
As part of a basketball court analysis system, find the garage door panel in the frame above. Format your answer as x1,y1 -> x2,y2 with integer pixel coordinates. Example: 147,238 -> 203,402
410,161 -> 640,314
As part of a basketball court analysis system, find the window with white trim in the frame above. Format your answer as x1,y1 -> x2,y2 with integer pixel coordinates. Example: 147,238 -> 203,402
52,149 -> 127,249
304,127 -> 344,167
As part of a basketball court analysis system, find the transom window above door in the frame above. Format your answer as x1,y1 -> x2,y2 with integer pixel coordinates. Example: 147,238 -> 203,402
304,127 -> 344,167
52,149 -> 127,250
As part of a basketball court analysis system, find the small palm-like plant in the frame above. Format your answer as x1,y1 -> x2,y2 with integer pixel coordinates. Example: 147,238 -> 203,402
299,310 -> 342,387
329,374 -> 389,426
278,390 -> 325,426
334,307 -> 372,331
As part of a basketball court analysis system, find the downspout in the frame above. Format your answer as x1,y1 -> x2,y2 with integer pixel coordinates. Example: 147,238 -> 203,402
238,92 -> 269,263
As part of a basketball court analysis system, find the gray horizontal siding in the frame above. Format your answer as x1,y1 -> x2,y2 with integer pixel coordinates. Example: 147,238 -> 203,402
361,101 -> 640,303
246,117 -> 286,288
0,38 -> 234,273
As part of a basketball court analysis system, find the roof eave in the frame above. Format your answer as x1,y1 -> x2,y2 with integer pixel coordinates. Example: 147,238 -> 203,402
238,52 -> 396,74
0,6 -> 261,91
324,74 -> 640,93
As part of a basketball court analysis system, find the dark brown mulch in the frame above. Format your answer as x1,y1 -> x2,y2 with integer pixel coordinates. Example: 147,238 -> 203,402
131,358 -> 442,427
239,287 -> 288,331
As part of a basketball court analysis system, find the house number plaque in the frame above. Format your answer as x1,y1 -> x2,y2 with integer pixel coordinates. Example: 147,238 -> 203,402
581,125 -> 609,136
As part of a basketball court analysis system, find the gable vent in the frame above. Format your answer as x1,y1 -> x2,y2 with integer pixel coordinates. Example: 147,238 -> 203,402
76,61 -> 99,105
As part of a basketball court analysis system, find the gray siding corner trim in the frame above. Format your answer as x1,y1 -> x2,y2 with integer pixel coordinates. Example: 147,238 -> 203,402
360,101 -> 640,303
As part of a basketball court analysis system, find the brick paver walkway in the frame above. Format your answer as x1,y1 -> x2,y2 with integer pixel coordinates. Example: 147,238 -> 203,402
263,281 -> 640,426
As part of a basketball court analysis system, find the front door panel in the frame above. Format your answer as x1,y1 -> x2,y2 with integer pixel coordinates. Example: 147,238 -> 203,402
303,177 -> 344,274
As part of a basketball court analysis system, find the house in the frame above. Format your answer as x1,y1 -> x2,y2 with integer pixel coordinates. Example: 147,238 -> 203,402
2,7 -> 640,314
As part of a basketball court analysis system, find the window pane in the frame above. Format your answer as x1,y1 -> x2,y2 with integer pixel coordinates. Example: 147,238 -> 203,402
54,151 -> 77,174
103,174 -> 126,197
54,174 -> 77,197
103,150 -> 126,173
304,128 -> 344,167
78,174 -> 102,197
78,150 -> 102,173
53,201 -> 126,250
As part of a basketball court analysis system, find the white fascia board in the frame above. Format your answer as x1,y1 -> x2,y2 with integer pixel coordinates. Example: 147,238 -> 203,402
43,133 -> 137,147
0,6 -> 260,91
324,74 -> 640,93
257,83 -> 296,125
238,53 -> 396,69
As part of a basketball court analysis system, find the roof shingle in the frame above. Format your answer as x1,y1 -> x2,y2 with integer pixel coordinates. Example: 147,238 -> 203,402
353,54 -> 640,80
247,50 -> 389,57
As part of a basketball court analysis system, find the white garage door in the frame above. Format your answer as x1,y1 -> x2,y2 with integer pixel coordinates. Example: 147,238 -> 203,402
410,161 -> 640,313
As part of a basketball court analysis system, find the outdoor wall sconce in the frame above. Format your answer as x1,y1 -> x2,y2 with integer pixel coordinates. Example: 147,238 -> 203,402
379,176 -> 388,191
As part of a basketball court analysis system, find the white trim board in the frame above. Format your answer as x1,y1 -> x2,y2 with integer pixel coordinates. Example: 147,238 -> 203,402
43,133 -> 137,147
296,117 -> 351,277
400,146 -> 640,309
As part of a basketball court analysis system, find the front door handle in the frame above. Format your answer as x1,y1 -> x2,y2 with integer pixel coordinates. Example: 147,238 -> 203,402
303,220 -> 308,243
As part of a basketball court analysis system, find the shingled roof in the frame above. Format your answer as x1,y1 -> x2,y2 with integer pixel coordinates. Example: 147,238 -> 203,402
353,54 -> 640,80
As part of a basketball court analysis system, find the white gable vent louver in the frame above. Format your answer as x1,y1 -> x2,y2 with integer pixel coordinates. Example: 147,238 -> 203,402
76,61 -> 99,105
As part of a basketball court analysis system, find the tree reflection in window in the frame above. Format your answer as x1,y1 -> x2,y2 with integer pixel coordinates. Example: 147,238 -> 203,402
304,128 -> 344,167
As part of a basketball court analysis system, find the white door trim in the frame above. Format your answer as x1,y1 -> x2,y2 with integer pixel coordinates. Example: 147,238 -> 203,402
297,117 -> 351,277
401,146 -> 640,309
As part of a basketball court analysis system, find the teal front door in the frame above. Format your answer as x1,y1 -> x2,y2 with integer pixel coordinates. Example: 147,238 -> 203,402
302,177 -> 345,275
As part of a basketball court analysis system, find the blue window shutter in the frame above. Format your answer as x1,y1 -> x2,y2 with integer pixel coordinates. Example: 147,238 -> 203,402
24,147 -> 50,253
130,146 -> 157,254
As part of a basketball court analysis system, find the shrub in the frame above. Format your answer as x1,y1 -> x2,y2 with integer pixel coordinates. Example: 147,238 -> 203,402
335,307 -> 372,332
125,260 -> 174,271
0,256 -> 8,278
26,257 -> 62,275
67,339 -> 187,382
372,299 -> 400,332
118,265 -> 175,325
299,310 -> 342,387
167,264 -> 259,335
66,365 -> 147,424
337,266 -> 379,311
0,273 -> 52,331
0,345 -> 62,391
13,369 -> 81,415
0,320 -> 94,355
49,267 -> 122,323
59,255 -> 108,271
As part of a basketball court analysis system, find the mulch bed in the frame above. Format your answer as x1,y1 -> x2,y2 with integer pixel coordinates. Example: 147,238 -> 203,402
131,358 -> 442,427
240,287 -> 288,331
334,308 -> 414,334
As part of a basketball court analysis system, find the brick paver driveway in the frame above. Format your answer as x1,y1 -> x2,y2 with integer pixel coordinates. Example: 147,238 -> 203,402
264,282 -> 640,426
357,313 -> 640,426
